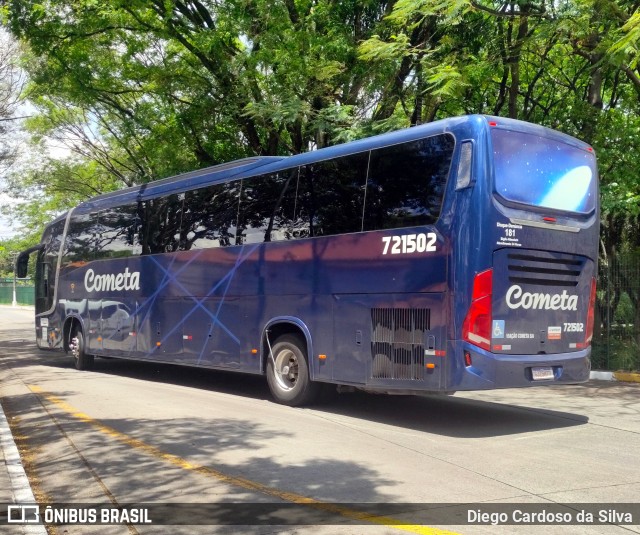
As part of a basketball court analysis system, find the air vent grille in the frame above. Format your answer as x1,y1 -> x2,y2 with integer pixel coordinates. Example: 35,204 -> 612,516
370,308 -> 430,380
507,252 -> 585,287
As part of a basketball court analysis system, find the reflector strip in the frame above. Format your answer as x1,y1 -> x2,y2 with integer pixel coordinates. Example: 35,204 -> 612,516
467,332 -> 490,346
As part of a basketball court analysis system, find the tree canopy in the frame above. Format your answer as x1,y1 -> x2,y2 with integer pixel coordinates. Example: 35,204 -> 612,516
0,29 -> 24,175
0,0 -> 639,252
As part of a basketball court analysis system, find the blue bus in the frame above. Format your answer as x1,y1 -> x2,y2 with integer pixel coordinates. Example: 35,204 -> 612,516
17,115 -> 599,405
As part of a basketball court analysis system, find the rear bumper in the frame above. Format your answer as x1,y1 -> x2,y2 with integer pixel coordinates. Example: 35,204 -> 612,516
450,340 -> 591,391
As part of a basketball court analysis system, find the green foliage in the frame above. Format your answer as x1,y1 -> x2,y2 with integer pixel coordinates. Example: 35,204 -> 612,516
0,235 -> 39,278
1,0 -> 640,250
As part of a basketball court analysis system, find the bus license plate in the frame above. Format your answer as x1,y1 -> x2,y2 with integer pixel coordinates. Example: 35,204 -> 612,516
532,366 -> 554,381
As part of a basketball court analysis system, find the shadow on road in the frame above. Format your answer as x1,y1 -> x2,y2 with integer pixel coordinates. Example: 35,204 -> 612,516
0,338 -> 590,440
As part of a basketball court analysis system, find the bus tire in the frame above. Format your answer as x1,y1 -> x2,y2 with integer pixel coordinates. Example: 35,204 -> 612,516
72,330 -> 95,371
266,334 -> 319,406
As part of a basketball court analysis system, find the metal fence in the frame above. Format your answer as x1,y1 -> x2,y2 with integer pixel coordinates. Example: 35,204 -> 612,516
0,280 -> 35,306
592,253 -> 640,371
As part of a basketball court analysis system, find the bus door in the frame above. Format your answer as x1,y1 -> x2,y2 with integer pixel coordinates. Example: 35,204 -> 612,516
35,248 -> 54,347
35,248 -> 53,316
35,219 -> 66,348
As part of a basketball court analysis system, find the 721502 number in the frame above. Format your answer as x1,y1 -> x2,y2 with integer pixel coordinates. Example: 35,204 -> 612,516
382,233 -> 437,255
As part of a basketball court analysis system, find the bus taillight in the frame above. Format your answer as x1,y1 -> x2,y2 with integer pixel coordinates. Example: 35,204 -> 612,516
462,269 -> 493,351
585,277 -> 597,346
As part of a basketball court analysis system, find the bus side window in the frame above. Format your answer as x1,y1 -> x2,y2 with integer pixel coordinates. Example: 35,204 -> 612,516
95,205 -> 140,259
455,141 -> 473,190
237,171 -> 301,244
363,134 -> 455,231
140,194 -> 184,254
181,182 -> 241,250
63,212 -> 98,268
297,152 -> 368,237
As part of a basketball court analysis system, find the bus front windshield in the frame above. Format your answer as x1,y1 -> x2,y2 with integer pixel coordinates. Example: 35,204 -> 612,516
492,128 -> 597,215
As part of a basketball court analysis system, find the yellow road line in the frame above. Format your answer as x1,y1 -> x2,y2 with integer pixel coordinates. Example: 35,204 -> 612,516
28,385 -> 461,534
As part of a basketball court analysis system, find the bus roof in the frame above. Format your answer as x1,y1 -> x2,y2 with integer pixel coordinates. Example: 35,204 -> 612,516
70,114 -> 591,215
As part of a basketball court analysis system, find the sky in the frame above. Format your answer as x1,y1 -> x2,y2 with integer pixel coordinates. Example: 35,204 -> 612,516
0,29 -> 27,242
0,190 -> 21,239
0,139 -> 32,241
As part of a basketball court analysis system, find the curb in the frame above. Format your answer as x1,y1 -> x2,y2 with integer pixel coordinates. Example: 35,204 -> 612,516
589,370 -> 615,381
589,370 -> 640,383
612,371 -> 640,384
0,402 -> 47,535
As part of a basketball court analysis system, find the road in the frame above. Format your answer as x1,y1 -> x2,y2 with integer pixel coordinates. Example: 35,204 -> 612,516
0,305 -> 639,535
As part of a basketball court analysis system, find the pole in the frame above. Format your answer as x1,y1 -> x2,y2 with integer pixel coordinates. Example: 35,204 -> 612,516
10,251 -> 18,307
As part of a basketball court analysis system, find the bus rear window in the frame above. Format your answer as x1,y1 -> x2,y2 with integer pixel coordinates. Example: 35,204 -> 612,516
492,129 -> 597,214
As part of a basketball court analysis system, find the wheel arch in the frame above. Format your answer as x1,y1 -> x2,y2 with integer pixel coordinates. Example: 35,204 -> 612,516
261,317 -> 314,378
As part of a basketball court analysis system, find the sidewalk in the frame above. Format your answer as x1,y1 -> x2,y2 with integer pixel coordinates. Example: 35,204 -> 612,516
0,304 -> 46,533
1,398 -> 47,533
1,398 -> 33,504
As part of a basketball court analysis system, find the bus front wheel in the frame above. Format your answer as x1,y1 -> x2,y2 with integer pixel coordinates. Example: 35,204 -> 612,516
266,334 -> 319,406
71,331 -> 95,371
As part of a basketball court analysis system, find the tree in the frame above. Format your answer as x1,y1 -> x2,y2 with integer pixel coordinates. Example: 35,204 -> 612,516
3,0 -> 404,184
0,29 -> 24,173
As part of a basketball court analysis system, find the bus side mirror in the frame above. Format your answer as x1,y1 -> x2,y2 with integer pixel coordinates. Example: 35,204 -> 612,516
15,245 -> 42,278
16,252 -> 29,278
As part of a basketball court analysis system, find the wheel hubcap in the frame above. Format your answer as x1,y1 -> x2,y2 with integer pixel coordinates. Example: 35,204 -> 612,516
274,349 -> 298,391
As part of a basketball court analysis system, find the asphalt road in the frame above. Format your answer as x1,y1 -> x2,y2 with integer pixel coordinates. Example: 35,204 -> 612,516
0,305 -> 639,535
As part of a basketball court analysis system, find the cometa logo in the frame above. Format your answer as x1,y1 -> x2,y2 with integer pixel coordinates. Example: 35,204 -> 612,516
506,284 -> 578,311
84,268 -> 141,293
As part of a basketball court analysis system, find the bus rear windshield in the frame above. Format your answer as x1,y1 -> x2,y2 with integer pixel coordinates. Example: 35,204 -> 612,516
492,128 -> 597,215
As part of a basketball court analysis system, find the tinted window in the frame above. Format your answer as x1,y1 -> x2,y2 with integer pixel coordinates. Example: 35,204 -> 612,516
492,129 -> 597,214
238,169 -> 310,243
95,205 -> 141,259
182,182 -> 241,250
44,219 -> 66,259
298,152 -> 369,237
64,212 -> 98,266
363,134 -> 455,231
139,194 -> 184,254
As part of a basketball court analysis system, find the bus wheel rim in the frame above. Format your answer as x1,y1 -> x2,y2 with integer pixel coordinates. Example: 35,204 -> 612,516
274,349 -> 298,391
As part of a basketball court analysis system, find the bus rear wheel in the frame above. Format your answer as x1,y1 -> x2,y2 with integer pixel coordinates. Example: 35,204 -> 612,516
266,334 -> 319,406
71,330 -> 95,371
